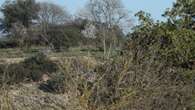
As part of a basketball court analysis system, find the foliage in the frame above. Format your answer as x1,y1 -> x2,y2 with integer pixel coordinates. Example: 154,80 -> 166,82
163,0 -> 195,29
0,0 -> 39,31
46,24 -> 84,51
0,52 -> 58,85
22,52 -> 58,81
128,11 -> 195,66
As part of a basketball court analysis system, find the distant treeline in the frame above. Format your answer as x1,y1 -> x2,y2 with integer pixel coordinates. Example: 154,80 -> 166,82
0,0 -> 129,54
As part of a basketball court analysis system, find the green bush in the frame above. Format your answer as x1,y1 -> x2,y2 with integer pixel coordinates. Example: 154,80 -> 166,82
170,29 -> 195,64
0,63 -> 28,86
22,52 -> 58,81
129,21 -> 195,67
46,25 -> 84,51
0,39 -> 18,48
3,64 -> 28,84
0,52 -> 58,85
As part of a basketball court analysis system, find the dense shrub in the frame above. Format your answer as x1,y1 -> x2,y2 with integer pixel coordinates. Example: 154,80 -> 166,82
116,11 -> 195,110
82,57 -> 195,110
0,63 -> 29,86
46,25 -> 84,51
22,52 -> 58,81
88,61 -> 123,107
128,20 -> 195,67
0,52 -> 58,85
3,64 -> 28,84
38,57 -> 99,94
0,39 -> 18,48
37,55 -> 195,110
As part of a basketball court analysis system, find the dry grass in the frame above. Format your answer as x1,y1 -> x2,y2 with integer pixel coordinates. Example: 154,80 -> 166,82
0,84 -> 70,110
0,49 -> 195,110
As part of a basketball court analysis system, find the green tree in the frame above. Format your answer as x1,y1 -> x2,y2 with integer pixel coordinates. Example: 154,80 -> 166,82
163,0 -> 195,29
1,0 -> 39,31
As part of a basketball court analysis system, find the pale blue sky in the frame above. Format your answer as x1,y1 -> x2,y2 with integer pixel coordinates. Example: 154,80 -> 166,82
0,0 -> 176,21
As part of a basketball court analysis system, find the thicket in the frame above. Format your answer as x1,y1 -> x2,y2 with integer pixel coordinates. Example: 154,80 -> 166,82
128,10 -> 195,68
0,52 -> 58,86
46,24 -> 85,51
22,52 -> 58,81
34,53 -> 195,110
34,2 -> 195,109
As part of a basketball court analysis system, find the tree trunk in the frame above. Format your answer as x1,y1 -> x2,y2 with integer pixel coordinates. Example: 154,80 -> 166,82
107,42 -> 113,59
103,38 -> 106,58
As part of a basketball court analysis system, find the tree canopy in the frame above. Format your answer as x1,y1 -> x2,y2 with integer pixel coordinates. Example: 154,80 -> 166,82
163,0 -> 195,29
1,0 -> 39,31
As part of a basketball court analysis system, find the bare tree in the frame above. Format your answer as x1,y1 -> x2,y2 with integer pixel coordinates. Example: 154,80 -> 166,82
37,2 -> 71,52
78,0 -> 131,58
38,2 -> 70,31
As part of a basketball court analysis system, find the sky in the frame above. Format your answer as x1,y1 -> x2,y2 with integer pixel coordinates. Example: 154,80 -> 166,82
0,0 -> 176,21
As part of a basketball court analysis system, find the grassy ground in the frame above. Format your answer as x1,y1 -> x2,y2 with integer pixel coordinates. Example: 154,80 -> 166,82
0,46 -> 119,64
0,83 -> 70,110
0,47 -> 103,58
